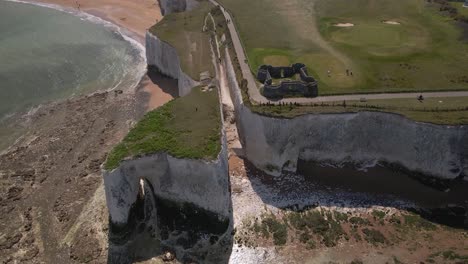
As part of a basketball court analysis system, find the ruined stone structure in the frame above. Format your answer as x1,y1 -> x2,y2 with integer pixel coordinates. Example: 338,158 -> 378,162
257,63 -> 318,98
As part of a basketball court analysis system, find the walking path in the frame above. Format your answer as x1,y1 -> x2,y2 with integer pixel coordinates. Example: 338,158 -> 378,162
208,0 -> 468,104
207,0 -> 265,102
274,91 -> 468,103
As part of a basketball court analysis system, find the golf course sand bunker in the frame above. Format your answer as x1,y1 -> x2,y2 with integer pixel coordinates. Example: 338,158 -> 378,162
383,20 -> 401,25
334,23 -> 354,27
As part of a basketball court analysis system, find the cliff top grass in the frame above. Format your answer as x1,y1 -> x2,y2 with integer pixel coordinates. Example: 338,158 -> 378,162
217,0 -> 468,95
149,0 -> 214,80
219,7 -> 468,125
105,86 -> 221,170
250,97 -> 468,125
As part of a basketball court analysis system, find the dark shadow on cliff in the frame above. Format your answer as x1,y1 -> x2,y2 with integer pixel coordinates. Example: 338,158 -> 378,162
147,66 -> 179,98
240,157 -> 468,229
106,180 -> 234,264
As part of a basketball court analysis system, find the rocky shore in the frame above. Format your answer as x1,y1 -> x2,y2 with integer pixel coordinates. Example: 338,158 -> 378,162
0,1 -> 170,262
0,85 -> 153,262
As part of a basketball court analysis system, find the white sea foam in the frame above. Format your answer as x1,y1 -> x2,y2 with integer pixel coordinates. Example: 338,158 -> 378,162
4,0 -> 147,94
0,0 -> 148,152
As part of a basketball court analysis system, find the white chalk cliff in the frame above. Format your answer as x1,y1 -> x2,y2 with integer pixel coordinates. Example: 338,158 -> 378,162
146,32 -> 198,97
223,49 -> 468,180
103,137 -> 230,225
159,0 -> 198,16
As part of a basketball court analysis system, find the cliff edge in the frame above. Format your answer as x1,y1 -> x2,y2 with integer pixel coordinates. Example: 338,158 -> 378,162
146,32 -> 199,97
224,49 -> 468,180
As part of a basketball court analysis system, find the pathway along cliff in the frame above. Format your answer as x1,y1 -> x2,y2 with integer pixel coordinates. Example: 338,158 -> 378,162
209,0 -> 468,104
221,30 -> 468,224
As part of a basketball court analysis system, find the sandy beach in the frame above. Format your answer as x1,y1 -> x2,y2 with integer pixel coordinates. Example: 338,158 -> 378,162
34,0 -> 162,43
0,1 -> 176,262
32,0 -> 174,110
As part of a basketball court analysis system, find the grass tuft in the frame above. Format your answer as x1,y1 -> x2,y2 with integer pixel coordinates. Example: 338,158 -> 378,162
403,213 -> 437,231
362,228 -> 387,245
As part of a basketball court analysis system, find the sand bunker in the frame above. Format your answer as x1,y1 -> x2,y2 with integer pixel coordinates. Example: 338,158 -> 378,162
334,23 -> 354,27
383,20 -> 401,25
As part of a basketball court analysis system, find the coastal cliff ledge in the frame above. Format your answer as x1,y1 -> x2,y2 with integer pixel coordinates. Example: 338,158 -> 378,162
102,86 -> 229,226
223,48 -> 468,180
145,32 -> 199,97
146,0 -> 214,97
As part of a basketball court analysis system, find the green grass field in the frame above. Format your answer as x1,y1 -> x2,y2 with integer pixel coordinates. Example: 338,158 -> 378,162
150,0 -> 214,80
217,0 -> 468,95
105,86 -> 221,170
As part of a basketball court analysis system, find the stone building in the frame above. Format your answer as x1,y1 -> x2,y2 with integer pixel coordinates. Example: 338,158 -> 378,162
257,63 -> 318,98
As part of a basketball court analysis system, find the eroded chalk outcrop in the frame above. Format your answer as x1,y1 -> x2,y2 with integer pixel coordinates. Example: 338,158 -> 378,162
104,145 -> 233,263
146,31 -> 198,96
159,0 -> 198,16
103,139 -> 230,227
224,49 -> 468,180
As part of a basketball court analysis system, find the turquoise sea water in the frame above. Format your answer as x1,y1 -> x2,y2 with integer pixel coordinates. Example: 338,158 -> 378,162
0,0 -> 144,119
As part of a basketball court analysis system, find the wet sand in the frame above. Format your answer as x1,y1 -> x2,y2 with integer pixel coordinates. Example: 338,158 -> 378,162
0,1 -> 177,262
33,0 -> 162,43
32,0 -> 175,110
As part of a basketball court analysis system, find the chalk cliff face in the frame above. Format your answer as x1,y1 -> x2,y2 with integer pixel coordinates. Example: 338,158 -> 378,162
146,32 -> 198,97
103,138 -> 230,226
224,49 -> 468,180
159,0 -> 198,16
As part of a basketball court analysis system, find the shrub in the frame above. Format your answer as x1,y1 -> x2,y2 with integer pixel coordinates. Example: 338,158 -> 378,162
306,239 -> 316,249
288,210 -> 347,247
299,232 -> 312,244
263,215 -> 288,246
349,216 -> 371,226
334,211 -> 349,222
372,210 -> 386,220
403,214 -> 436,231
362,228 -> 386,245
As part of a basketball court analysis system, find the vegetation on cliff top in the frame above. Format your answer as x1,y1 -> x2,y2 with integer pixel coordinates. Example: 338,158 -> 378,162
217,0 -> 468,124
105,86 -> 221,170
248,97 -> 468,125
217,0 -> 468,94
149,0 -> 214,80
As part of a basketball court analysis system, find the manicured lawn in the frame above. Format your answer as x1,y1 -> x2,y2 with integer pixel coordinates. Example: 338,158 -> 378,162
250,97 -> 468,125
149,0 -> 214,80
317,0 -> 468,94
217,0 -> 468,95
105,86 -> 221,170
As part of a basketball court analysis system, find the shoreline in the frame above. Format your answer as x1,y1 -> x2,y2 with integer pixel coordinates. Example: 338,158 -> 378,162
27,0 -> 174,111
0,2 -> 176,261
31,0 -> 162,44
0,0 -> 173,152
0,0 -> 170,257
